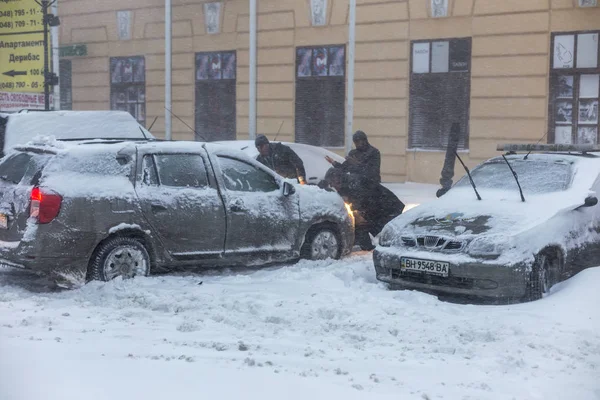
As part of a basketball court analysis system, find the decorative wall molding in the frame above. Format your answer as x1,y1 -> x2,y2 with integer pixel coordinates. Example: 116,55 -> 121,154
204,2 -> 222,34
117,10 -> 132,40
431,0 -> 449,18
310,0 -> 327,26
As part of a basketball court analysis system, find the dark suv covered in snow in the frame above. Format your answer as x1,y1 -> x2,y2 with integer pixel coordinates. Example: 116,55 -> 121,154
0,139 -> 354,287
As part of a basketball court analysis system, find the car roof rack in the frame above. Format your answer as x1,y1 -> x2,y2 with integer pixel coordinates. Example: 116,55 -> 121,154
497,143 -> 600,154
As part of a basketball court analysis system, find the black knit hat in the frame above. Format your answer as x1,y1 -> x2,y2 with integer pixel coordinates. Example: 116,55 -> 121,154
255,134 -> 270,147
352,130 -> 367,142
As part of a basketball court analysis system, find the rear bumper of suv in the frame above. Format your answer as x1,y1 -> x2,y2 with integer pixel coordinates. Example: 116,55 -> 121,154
0,228 -> 98,283
373,247 -> 530,300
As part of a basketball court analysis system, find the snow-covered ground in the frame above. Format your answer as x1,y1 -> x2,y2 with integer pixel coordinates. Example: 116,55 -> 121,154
1,254 -> 599,400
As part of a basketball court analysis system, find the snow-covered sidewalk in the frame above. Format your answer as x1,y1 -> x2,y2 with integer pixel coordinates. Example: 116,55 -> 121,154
1,255 -> 599,400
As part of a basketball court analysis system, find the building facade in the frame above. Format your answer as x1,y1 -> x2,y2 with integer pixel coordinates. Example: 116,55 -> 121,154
56,0 -> 600,183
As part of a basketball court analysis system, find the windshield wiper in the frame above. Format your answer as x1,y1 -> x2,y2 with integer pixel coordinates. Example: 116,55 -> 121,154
501,155 -> 525,202
454,151 -> 481,201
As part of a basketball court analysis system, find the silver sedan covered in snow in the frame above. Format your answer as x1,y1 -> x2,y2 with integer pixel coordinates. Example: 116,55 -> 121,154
374,146 -> 600,302
0,140 -> 354,287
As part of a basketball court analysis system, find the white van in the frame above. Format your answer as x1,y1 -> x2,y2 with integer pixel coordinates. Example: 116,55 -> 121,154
0,110 -> 154,157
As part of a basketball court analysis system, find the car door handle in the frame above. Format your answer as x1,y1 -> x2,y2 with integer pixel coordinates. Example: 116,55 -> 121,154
151,204 -> 168,212
229,199 -> 246,213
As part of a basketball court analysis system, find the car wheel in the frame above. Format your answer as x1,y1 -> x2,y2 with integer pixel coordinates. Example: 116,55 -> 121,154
88,236 -> 151,282
301,226 -> 340,260
526,252 -> 560,301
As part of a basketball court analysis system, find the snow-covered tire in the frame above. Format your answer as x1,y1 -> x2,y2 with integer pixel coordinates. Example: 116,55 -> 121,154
301,225 -> 341,261
525,251 -> 560,302
87,236 -> 151,282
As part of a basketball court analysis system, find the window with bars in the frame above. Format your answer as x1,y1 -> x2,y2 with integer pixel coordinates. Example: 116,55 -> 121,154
295,45 -> 345,147
549,32 -> 599,145
110,56 -> 146,125
194,51 -> 236,142
408,38 -> 471,150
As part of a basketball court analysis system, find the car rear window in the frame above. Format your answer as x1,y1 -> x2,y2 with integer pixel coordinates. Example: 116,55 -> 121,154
0,152 -> 50,185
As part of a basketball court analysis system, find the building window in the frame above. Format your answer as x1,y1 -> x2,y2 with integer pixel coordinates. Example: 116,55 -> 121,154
59,59 -> 72,110
195,51 -> 236,142
295,45 -> 345,147
550,32 -> 599,145
110,56 -> 146,125
408,38 -> 471,150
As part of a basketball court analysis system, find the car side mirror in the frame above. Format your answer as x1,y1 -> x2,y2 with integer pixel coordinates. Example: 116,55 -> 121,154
282,181 -> 295,197
584,196 -> 598,207
575,196 -> 598,210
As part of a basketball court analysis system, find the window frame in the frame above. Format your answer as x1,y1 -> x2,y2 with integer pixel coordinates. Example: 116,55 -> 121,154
548,31 -> 600,145
217,156 -> 281,193
140,153 -> 212,189
194,50 -> 237,142
294,44 -> 346,148
59,59 -> 72,110
109,55 -> 146,126
408,37 -> 472,151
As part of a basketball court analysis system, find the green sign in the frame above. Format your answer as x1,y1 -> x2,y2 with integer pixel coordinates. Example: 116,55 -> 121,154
59,44 -> 87,57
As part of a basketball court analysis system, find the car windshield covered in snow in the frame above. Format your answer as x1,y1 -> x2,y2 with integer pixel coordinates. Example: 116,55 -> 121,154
454,159 -> 573,194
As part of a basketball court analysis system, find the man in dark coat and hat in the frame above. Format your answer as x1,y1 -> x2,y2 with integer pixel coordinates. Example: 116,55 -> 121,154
325,130 -> 381,183
255,134 -> 307,184
324,167 -> 404,251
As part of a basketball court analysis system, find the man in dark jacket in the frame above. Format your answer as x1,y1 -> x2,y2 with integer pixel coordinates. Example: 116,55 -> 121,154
255,134 -> 307,184
324,168 -> 404,251
325,130 -> 381,183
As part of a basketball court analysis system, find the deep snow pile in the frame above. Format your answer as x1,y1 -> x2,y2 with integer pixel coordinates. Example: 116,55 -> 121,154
0,256 -> 599,400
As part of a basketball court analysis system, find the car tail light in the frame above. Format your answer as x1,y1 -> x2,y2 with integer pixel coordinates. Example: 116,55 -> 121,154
30,187 -> 62,224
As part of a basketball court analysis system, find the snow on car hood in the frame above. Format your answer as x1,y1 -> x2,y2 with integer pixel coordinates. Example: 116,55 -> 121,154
388,155 -> 600,239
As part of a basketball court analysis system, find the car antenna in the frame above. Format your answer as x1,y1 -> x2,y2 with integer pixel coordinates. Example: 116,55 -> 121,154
523,131 -> 548,160
164,106 -> 207,141
454,151 -> 482,200
147,116 -> 158,131
138,126 -> 150,140
272,120 -> 285,142
501,154 -> 525,202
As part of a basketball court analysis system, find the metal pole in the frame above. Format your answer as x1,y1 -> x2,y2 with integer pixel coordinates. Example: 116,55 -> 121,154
249,0 -> 257,140
165,0 -> 172,140
51,0 -> 60,110
42,0 -> 50,110
345,0 -> 356,155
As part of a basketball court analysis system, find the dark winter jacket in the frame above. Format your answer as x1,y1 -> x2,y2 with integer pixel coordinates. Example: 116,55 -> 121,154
338,173 -> 404,235
255,142 -> 306,182
333,145 -> 381,183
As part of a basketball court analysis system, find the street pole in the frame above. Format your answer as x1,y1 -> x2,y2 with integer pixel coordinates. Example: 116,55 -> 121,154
165,0 -> 172,140
249,0 -> 257,140
51,0 -> 60,110
42,0 -> 50,110
345,0 -> 356,155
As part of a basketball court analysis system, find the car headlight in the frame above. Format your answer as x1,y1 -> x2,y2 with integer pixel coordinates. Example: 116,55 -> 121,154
467,236 -> 505,257
377,227 -> 394,247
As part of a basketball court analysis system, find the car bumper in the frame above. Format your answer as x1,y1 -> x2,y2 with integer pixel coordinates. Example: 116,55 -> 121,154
373,247 -> 530,299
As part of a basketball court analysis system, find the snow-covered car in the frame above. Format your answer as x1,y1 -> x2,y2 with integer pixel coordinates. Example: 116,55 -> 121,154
212,140 -> 345,185
374,144 -> 600,302
0,140 -> 354,287
0,110 -> 154,157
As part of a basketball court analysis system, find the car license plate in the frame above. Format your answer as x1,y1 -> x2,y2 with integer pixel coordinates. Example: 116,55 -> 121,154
400,257 -> 449,277
0,214 -> 7,230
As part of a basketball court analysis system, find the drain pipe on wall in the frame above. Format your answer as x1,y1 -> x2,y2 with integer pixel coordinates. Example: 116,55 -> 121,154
345,0 -> 356,155
165,0 -> 172,140
51,0 -> 60,110
249,0 -> 257,140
